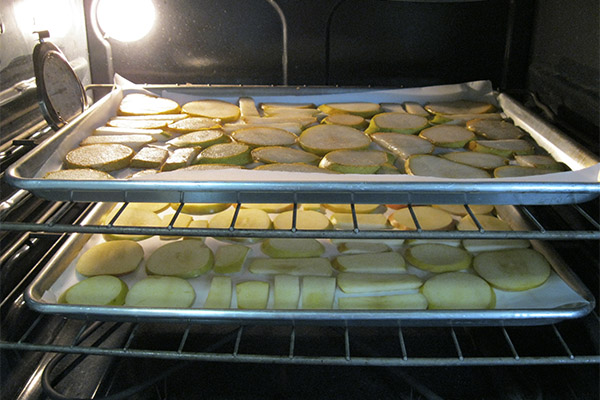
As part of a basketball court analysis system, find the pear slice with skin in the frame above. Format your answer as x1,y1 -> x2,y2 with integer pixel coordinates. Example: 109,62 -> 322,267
223,122 -> 303,135
103,207 -> 163,241
182,99 -> 240,122
424,100 -> 495,115
422,272 -> 495,309
159,212 -> 193,240
403,102 -> 430,117
118,93 -> 181,116
405,154 -> 491,179
301,276 -> 336,309
364,112 -> 429,135
299,124 -> 371,156
339,293 -> 428,310
337,272 -> 422,293
194,143 -> 252,165
441,151 -> 509,170
272,210 -> 332,230
146,240 -> 213,279
261,238 -> 325,258
514,155 -> 565,170
167,129 -> 229,148
213,244 -> 250,274
468,139 -> 535,158
432,204 -> 494,216
273,274 -> 300,309
430,112 -> 503,125
337,241 -> 391,254
319,149 -> 387,174
322,204 -> 384,214
322,113 -> 368,129
405,243 -> 472,273
65,143 -> 134,172
248,257 -> 333,276
466,119 -> 525,140
125,276 -> 195,308
254,162 -> 338,174
418,125 -> 475,148
333,251 -> 406,273
493,165 -> 555,178
330,213 -> 390,230
318,102 -> 381,118
238,97 -> 260,117
60,275 -> 128,306
251,146 -> 320,165
231,126 -> 297,148
371,132 -> 434,159
388,206 -> 454,231
172,203 -> 231,215
236,281 -> 270,309
162,147 -> 201,171
204,276 -> 232,308
457,214 -> 511,231
165,117 -> 221,133
241,203 -> 294,213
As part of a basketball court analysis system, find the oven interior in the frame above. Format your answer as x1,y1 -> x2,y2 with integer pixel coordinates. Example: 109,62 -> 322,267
1,1 -> 598,399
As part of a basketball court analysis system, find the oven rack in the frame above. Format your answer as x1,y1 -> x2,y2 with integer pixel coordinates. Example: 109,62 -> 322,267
2,312 -> 599,367
1,192 -> 599,240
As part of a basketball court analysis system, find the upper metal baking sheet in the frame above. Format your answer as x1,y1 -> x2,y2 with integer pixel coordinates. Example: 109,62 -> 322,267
6,80 -> 599,205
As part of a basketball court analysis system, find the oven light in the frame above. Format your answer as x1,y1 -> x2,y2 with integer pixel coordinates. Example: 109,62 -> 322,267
13,0 -> 73,39
96,0 -> 155,42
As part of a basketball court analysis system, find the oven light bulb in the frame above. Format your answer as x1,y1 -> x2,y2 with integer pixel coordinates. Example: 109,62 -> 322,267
96,0 -> 155,42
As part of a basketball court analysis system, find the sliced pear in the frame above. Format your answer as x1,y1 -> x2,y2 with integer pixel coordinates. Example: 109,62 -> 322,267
178,163 -> 244,172
161,147 -> 202,171
337,241 -> 391,254
298,125 -> 371,156
441,151 -> 508,170
242,115 -> 317,129
466,119 -> 525,140
223,122 -> 303,135
241,203 -> 293,213
128,202 -> 170,213
183,219 -> 209,241
273,274 -> 300,309
337,272 -> 422,293
301,276 -> 336,309
194,142 -> 252,165
430,113 -> 502,125
405,244 -> 472,273
319,149 -> 387,174
424,100 -> 495,115
65,143 -> 134,172
272,210 -> 332,230
130,147 -> 169,169
103,207 -> 163,241
405,154 -> 491,179
389,206 -> 454,231
203,276 -> 232,308
118,93 -> 181,116
231,126 -> 297,148
263,108 -> 320,118
473,248 -> 551,291
403,102 -> 430,117
44,169 -> 114,180
61,275 -> 128,306
125,276 -> 195,308
322,204 -> 384,214
418,125 -> 475,148
333,251 -> 406,273
364,112 -> 429,135
166,129 -> 229,148
513,155 -> 564,170
370,132 -> 434,159
405,239 -> 461,247
173,203 -> 231,215
380,103 -> 406,113
160,212 -> 193,240
251,146 -> 320,165
432,204 -> 494,216
254,162 -> 337,173
128,170 -> 159,180
165,117 -> 221,133
422,272 -> 495,309
318,102 -> 381,118
338,293 -> 428,310
462,239 -> 530,252
457,214 -> 511,231
182,99 -> 240,122
330,213 -> 390,230
248,257 -> 333,276
238,97 -> 260,117
468,139 -> 535,158
261,102 -> 316,109
213,244 -> 250,274
109,114 -> 188,122
235,281 -> 269,309
80,134 -> 156,150
107,118 -> 170,130
493,165 -> 555,178
146,240 -> 213,278
261,238 -> 325,258
209,208 -> 272,230
322,113 -> 368,129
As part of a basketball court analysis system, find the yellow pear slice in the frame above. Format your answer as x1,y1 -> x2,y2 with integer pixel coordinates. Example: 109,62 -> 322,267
370,132 -> 434,159
365,112 -> 429,135
462,239 -> 530,253
272,210 -> 332,230
61,275 -> 128,306
241,203 -> 293,213
432,204 -> 494,216
118,93 -> 181,116
125,276 -> 195,308
424,100 -> 495,115
130,147 -> 169,169
322,113 -> 368,129
161,147 -> 202,171
103,207 -> 163,241
493,165 -> 555,178
127,202 -> 170,213
319,149 -> 388,174
251,146 -> 320,165
107,118 -> 170,130
468,139 -> 535,158
166,117 -> 221,133
159,213 -> 193,240
242,115 -> 317,129
172,203 -> 231,215
182,99 -> 240,122
273,274 -> 300,309
418,125 -> 475,148
457,214 -> 511,231
339,293 -> 428,310
223,122 -> 303,135
80,135 -> 156,150
318,102 -> 381,118
337,241 -> 391,254
332,251 -> 406,273
422,272 -> 495,309
44,169 -> 114,180
166,129 -> 229,148
254,162 -> 337,173
441,151 -> 509,170
209,208 -> 272,230
513,155 -> 564,170
248,257 -> 333,276
298,124 -> 371,156
322,204 -> 383,213
231,126 -> 297,147
466,119 -> 525,140
65,144 -> 134,172
337,272 -> 422,293
330,213 -> 390,230
213,244 -> 250,274
403,102 -> 430,116
204,276 -> 232,308
236,281 -> 269,309
238,97 -> 260,117
405,243 -> 472,273
261,238 -> 325,258
405,154 -> 491,179
194,142 -> 252,165
146,240 -> 213,279
473,248 -> 552,291
389,206 -> 454,231
301,276 -> 336,309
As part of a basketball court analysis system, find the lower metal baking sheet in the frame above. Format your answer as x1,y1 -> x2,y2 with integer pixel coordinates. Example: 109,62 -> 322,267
5,81 -> 599,205
24,202 -> 595,327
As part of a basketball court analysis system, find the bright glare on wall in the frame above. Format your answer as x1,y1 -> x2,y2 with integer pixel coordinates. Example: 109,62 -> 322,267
96,0 -> 156,42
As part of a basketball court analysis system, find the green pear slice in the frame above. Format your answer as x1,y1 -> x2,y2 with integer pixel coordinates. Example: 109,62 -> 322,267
204,276 -> 232,308
462,239 -> 530,253
125,276 -> 195,308
223,122 -> 303,135
405,243 -> 472,273
467,139 -> 535,158
424,100 -> 495,115
337,272 -> 422,293
159,212 -> 193,240
418,125 -> 475,148
513,155 -> 564,170
430,113 -> 502,125
194,143 -> 252,165
441,151 -> 508,170
322,113 -> 368,129
299,125 -> 371,156
457,214 -> 511,231
493,165 -> 556,178
161,147 -> 201,171
235,281 -> 269,309
405,154 -> 491,179
403,102 -> 430,117
254,162 -> 337,173
209,208 -> 272,230
319,149 -> 387,173
364,112 -> 429,135
248,257 -> 333,276
261,238 -> 325,258
61,275 -> 128,305
301,276 -> 336,309
231,126 -> 297,147
422,272 -> 495,309
273,274 -> 300,309
473,248 -> 552,291
318,102 -> 381,118
330,213 -> 390,230
466,119 -> 525,140
338,293 -> 428,310
130,147 -> 169,169
80,135 -> 156,150
44,168 -> 114,180
165,117 -> 221,133
272,210 -> 332,230
146,240 -> 213,278
333,251 -> 406,273
65,144 -> 134,172
337,241 -> 391,254
103,207 -> 163,241
242,115 -> 317,129
213,244 -> 250,274
388,206 -> 454,231
371,132 -> 434,159
182,99 -> 240,122
379,103 -> 406,113
251,146 -> 320,164
118,93 -> 181,116
167,129 -> 229,148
